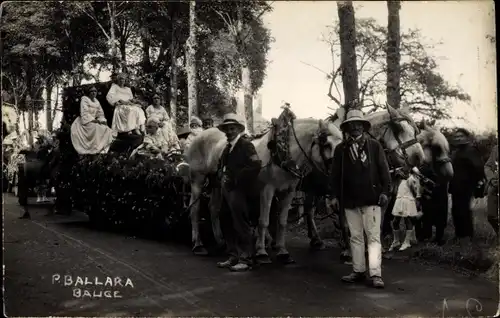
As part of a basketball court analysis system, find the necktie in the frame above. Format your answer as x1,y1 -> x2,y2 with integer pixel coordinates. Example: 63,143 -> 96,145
349,139 -> 367,163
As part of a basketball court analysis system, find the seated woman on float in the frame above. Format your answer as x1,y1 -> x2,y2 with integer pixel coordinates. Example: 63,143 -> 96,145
134,118 -> 173,159
71,86 -> 115,154
106,73 -> 146,136
145,93 -> 181,151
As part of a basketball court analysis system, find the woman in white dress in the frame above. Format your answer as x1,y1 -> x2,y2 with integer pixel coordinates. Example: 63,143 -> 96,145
106,73 -> 146,135
71,86 -> 115,154
145,94 -> 180,151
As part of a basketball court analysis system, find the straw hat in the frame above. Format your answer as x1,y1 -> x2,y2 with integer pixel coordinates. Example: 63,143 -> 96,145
177,124 -> 191,137
190,116 -> 202,126
217,113 -> 246,133
146,117 -> 160,126
339,109 -> 371,131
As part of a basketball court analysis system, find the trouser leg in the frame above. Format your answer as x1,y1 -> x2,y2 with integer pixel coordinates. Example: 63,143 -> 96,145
219,192 -> 238,261
222,186 -> 255,265
345,207 -> 366,273
433,189 -> 449,242
451,193 -> 474,239
362,206 -> 382,277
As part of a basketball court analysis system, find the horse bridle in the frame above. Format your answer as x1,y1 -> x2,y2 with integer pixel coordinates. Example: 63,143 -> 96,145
290,120 -> 331,178
376,116 -> 420,169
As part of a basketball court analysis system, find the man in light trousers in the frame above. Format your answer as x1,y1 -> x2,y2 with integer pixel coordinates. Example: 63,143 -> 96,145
327,109 -> 391,288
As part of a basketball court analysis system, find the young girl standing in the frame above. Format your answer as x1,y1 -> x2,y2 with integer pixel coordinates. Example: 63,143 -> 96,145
389,167 -> 423,251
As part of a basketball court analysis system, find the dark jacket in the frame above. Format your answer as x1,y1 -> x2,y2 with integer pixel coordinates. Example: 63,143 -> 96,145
330,135 -> 391,209
219,136 -> 262,193
449,144 -> 484,195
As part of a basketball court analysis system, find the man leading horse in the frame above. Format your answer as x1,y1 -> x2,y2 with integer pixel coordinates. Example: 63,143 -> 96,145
327,109 -> 391,288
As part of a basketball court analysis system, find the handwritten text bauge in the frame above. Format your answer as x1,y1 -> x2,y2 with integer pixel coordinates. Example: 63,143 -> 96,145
52,275 -> 134,299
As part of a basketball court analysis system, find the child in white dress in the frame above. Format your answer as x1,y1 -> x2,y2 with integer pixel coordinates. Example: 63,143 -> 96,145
389,167 -> 423,251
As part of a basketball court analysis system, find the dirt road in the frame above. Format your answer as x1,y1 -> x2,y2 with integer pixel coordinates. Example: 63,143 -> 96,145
3,194 -> 498,317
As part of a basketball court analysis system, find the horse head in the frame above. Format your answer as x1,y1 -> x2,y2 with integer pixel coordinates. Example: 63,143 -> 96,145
417,121 -> 454,181
366,105 -> 424,169
289,118 -> 343,175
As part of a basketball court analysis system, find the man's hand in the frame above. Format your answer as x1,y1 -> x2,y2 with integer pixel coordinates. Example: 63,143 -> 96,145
326,197 -> 340,211
221,174 -> 231,186
378,193 -> 389,207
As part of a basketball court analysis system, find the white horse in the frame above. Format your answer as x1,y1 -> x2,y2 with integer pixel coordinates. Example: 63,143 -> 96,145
416,121 -> 454,180
183,116 -> 343,263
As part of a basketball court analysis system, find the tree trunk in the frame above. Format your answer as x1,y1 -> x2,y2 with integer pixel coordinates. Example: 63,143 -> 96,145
241,62 -> 253,134
52,84 -> 60,121
170,28 -> 179,130
386,0 -> 401,109
108,2 -> 119,73
120,41 -> 127,73
140,28 -> 151,75
27,106 -> 34,146
46,77 -> 54,132
337,1 -> 359,111
235,4 -> 249,131
186,0 -> 198,122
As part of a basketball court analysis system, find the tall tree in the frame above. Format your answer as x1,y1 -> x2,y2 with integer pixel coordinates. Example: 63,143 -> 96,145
74,2 -> 129,72
186,0 -> 199,122
323,17 -> 470,119
203,0 -> 272,133
386,1 -> 401,109
337,1 -> 359,113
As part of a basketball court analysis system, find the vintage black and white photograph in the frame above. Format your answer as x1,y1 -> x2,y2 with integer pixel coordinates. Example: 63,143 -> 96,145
2,0 -> 498,316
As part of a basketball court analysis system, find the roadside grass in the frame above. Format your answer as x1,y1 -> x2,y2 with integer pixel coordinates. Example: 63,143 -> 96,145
290,196 -> 499,281
411,196 -> 498,280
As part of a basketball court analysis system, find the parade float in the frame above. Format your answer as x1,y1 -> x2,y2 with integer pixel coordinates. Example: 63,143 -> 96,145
56,82 -> 215,245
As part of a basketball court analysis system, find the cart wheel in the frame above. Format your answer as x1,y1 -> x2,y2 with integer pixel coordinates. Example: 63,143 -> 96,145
17,164 -> 28,206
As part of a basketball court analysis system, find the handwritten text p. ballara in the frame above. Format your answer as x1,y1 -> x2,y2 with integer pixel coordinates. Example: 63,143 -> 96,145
52,274 -> 134,299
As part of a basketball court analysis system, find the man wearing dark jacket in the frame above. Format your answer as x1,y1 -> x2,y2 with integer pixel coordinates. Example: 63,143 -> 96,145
216,113 -> 261,272
328,109 -> 391,289
449,128 -> 485,245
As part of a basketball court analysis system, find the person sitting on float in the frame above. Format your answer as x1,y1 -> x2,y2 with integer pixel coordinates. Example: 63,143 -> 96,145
184,116 -> 203,150
145,94 -> 181,151
71,86 -> 115,155
134,117 -> 171,159
106,72 -> 147,136
202,116 -> 214,130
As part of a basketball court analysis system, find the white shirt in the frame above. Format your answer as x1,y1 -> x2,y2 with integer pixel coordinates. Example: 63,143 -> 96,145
228,133 -> 243,153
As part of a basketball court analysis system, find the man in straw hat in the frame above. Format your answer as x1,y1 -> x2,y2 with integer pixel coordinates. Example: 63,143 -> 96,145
327,109 -> 391,288
216,113 -> 261,272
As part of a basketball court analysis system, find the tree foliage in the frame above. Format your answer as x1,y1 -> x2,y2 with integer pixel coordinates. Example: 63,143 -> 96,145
324,17 -> 471,119
1,0 -> 272,126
